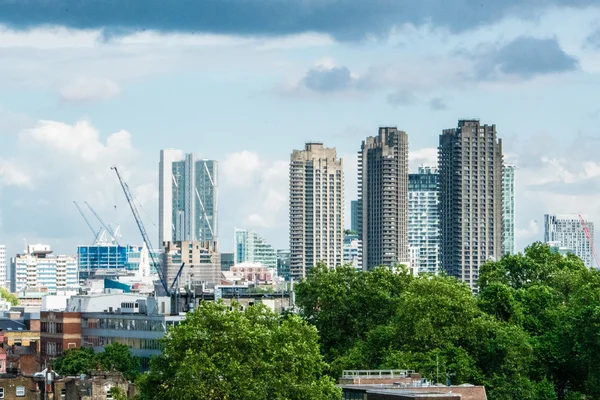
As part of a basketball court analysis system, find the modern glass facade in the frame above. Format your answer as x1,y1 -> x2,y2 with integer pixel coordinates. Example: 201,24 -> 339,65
408,166 -> 440,274
343,232 -> 362,269
159,150 -> 218,245
234,228 -> 277,270
277,249 -> 290,280
77,244 -> 159,280
350,200 -> 359,233
502,165 -> 516,255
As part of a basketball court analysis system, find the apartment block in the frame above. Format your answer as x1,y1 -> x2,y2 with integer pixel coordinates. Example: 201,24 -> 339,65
13,245 -> 78,293
359,127 -> 409,269
502,165 -> 516,255
544,214 -> 594,268
289,143 -> 344,279
408,166 -> 440,274
438,120 -> 503,292
162,241 -> 221,288
0,245 -> 6,289
234,228 -> 277,269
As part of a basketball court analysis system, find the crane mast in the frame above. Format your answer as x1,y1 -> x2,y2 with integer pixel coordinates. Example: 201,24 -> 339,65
73,201 -> 102,245
111,166 -> 170,294
84,201 -> 120,246
578,214 -> 600,270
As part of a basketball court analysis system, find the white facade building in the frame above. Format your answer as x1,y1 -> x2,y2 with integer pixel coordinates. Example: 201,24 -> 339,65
503,165 -> 516,255
234,228 -> 277,270
289,143 -> 344,279
0,245 -> 6,288
14,244 -> 78,292
544,214 -> 595,268
408,166 -> 440,274
159,149 -> 218,246
343,233 -> 362,270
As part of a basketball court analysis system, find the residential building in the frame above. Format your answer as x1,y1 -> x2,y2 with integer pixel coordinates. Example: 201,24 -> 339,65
350,200 -> 359,232
77,243 -> 157,280
220,252 -> 234,271
13,245 -> 77,293
159,149 -> 218,245
289,143 -> 344,279
40,312 -> 82,363
230,262 -> 273,282
359,127 -> 409,269
408,166 -> 440,274
234,228 -> 277,270
0,245 -> 6,289
343,232 -> 362,269
503,165 -> 516,255
276,249 -> 290,280
544,214 -> 595,268
162,241 -> 221,289
439,120 -> 503,292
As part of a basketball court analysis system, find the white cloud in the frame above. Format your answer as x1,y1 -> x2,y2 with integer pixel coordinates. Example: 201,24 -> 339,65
0,160 -> 33,188
59,76 -> 120,103
409,147 -> 438,171
221,151 -> 262,188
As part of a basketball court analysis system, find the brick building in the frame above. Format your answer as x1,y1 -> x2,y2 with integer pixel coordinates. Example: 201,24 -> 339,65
40,311 -> 82,364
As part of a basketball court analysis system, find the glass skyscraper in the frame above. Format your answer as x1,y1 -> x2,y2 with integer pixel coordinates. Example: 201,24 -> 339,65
159,150 -> 218,245
408,166 -> 440,274
502,165 -> 516,255
77,244 -> 159,280
234,228 -> 277,270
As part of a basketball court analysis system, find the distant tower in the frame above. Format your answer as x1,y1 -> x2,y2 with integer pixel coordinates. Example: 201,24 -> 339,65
438,120 -> 503,292
289,143 -> 344,279
408,166 -> 440,274
234,228 -> 277,269
358,127 -> 409,270
159,150 -> 218,245
350,200 -> 359,232
502,165 -> 516,255
544,214 -> 594,268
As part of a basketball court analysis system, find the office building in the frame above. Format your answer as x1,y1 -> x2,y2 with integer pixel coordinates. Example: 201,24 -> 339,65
77,243 -> 157,280
0,245 -> 6,288
358,127 -> 409,269
343,231 -> 362,269
162,241 -> 221,289
544,214 -> 595,268
159,150 -> 218,245
220,252 -> 234,271
13,245 -> 78,293
289,143 -> 344,279
439,120 -> 503,292
276,249 -> 291,280
350,200 -> 359,232
502,165 -> 516,255
408,166 -> 440,274
234,228 -> 277,269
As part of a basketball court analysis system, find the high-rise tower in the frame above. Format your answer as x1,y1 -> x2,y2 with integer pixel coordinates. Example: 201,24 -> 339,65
159,150 -> 218,246
289,143 -> 344,279
502,165 -> 516,255
358,127 -> 409,270
438,120 -> 503,292
544,214 -> 594,268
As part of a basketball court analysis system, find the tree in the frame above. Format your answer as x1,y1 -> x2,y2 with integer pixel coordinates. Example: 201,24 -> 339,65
53,347 -> 97,376
0,287 -> 18,306
98,342 -> 140,381
138,301 -> 340,400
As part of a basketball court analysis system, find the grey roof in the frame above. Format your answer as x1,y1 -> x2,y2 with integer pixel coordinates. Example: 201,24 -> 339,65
0,318 -> 27,331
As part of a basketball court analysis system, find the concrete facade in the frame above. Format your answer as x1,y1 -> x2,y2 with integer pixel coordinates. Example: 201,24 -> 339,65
359,128 -> 409,269
289,143 -> 344,279
439,120 -> 503,292
162,241 -> 221,287
544,214 -> 595,268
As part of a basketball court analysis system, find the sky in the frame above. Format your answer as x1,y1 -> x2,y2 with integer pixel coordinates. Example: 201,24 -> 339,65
1,1 -> 600,257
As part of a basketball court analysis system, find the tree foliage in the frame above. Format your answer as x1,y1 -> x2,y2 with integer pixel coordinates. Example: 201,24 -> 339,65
296,245 -> 600,400
0,287 -> 18,306
138,301 -> 340,400
52,343 -> 140,381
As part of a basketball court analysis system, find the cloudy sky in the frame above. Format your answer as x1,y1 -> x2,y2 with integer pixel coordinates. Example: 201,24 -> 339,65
1,1 -> 600,256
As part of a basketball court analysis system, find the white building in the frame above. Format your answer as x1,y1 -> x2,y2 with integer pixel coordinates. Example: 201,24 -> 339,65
159,149 -> 218,246
234,228 -> 277,269
0,245 -> 6,288
503,165 -> 516,255
289,143 -> 344,279
544,214 -> 595,268
408,166 -> 440,275
343,232 -> 362,270
13,245 -> 78,292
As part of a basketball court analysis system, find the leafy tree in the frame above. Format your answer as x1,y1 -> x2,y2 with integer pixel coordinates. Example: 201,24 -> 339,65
0,287 -> 18,306
98,342 -> 140,381
53,347 -> 97,376
138,301 -> 340,400
108,386 -> 128,400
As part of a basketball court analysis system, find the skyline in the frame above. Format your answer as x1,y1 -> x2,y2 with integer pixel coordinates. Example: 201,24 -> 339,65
1,2 -> 600,257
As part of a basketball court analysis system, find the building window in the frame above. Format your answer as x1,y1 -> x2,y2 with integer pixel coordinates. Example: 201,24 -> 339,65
0,388 -> 3,399
16,386 -> 25,397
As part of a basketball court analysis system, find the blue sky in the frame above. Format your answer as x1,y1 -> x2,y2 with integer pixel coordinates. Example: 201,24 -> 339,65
1,1 -> 600,256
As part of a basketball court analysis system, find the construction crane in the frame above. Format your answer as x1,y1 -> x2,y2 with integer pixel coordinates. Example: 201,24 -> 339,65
111,166 -> 188,297
84,201 -> 120,246
73,201 -> 103,245
578,214 -> 600,270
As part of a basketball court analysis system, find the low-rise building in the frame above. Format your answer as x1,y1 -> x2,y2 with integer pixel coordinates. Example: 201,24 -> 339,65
13,245 -> 77,293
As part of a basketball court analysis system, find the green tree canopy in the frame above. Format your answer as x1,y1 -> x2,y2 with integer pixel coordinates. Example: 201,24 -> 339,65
138,301 -> 340,400
98,342 -> 140,381
0,287 -> 18,306
52,347 -> 97,376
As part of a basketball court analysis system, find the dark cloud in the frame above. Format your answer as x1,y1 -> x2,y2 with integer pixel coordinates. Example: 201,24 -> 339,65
429,97 -> 447,111
476,36 -> 578,79
0,1 -> 598,41
386,89 -> 417,106
301,66 -> 354,92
